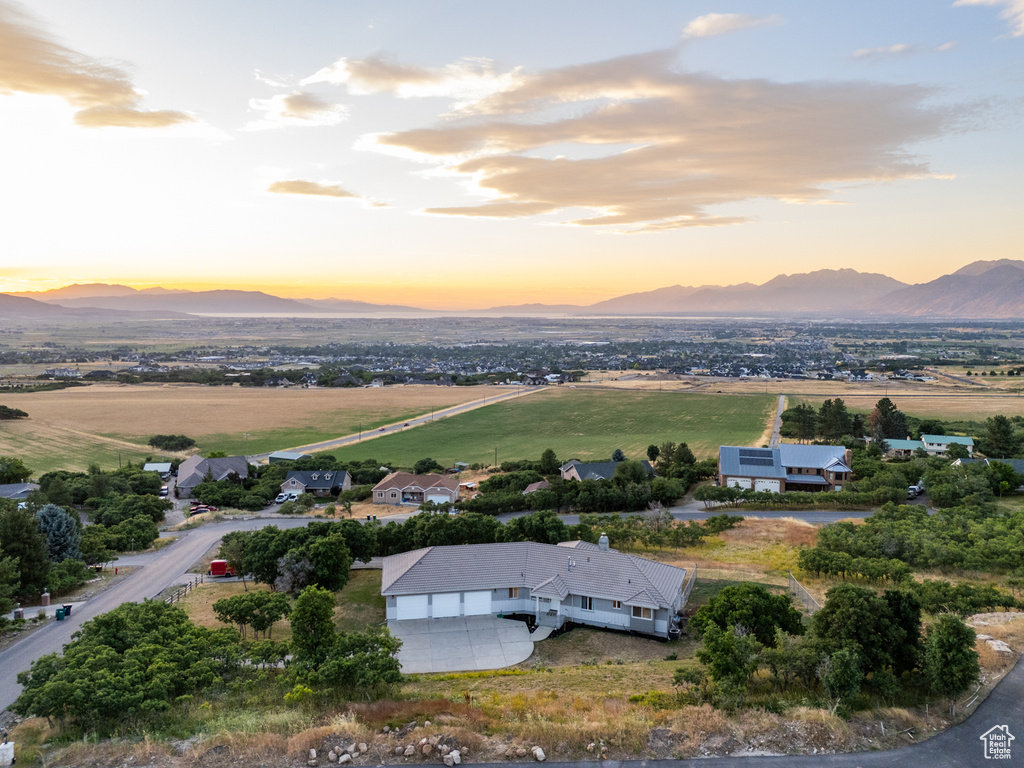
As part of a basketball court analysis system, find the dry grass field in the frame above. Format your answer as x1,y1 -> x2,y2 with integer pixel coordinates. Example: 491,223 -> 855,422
792,393 -> 1024,420
0,383 -> 492,472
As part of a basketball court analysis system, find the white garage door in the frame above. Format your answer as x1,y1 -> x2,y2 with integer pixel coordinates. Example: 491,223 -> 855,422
431,593 -> 461,618
726,477 -> 752,489
463,590 -> 492,616
754,479 -> 781,493
426,492 -> 451,504
396,595 -> 429,620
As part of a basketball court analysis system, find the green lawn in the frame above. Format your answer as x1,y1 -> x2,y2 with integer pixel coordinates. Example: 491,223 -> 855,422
329,388 -> 773,467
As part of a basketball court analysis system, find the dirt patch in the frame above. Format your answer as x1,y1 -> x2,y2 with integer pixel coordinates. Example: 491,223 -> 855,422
523,626 -> 675,667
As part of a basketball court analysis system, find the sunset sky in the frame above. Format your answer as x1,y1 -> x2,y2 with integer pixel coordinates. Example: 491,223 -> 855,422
1,0 -> 1022,308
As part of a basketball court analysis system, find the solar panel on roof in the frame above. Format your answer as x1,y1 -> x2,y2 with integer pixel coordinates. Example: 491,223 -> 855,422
738,449 -> 773,458
740,457 -> 774,466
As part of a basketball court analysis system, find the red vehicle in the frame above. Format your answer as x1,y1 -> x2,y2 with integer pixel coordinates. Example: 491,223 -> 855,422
209,559 -> 236,577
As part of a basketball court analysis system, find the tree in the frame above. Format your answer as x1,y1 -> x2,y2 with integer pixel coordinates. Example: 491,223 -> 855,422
539,448 -> 560,475
35,504 -> 81,562
413,457 -> 444,474
290,585 -> 336,667
819,647 -> 863,706
923,613 -> 979,716
690,583 -> 803,647
810,583 -> 908,675
868,398 -> 909,440
79,525 -> 117,566
817,399 -> 852,442
0,405 -> 28,420
646,444 -> 660,463
611,448 -> 626,462
13,600 -> 239,734
0,556 -> 19,625
0,456 -> 32,484
695,623 -> 762,695
982,415 -> 1020,458
312,625 -> 403,695
946,442 -> 970,460
613,460 -> 650,486
0,505 -> 50,599
792,403 -> 818,442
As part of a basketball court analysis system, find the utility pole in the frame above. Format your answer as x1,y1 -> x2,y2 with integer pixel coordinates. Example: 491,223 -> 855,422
494,446 -> 498,468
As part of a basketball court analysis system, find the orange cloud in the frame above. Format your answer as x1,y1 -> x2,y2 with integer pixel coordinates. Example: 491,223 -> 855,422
682,13 -> 782,39
0,1 -> 193,127
359,49 -> 950,231
246,90 -> 347,129
267,179 -> 364,199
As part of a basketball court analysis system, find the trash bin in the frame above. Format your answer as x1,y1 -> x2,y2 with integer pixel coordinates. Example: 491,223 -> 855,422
63,603 -> 73,617
366,514 -> 371,521
668,627 -> 681,641
372,515 -> 377,521
55,608 -> 65,621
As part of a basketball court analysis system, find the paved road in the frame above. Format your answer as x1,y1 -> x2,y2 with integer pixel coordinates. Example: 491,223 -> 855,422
0,515 -> 317,711
769,394 -> 786,448
250,385 -> 545,460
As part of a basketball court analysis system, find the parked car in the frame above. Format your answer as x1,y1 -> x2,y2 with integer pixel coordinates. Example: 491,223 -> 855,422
159,486 -> 169,497
274,492 -> 289,503
287,491 -> 300,501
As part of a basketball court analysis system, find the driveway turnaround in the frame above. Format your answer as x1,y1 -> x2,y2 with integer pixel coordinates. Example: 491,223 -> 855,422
388,616 -> 534,673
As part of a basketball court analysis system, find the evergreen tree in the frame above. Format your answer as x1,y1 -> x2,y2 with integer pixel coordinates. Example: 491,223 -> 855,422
35,504 -> 82,562
0,505 -> 50,599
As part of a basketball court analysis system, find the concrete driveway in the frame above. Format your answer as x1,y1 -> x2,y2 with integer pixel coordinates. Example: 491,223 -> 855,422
388,616 -> 534,673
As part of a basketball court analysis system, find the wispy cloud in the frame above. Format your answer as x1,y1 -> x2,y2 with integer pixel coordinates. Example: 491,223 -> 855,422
302,55 -> 522,111
351,49 -> 952,232
267,179 -> 385,206
853,42 -> 958,59
954,0 -> 1024,36
246,91 -> 348,129
0,0 -> 194,128
682,13 -> 782,39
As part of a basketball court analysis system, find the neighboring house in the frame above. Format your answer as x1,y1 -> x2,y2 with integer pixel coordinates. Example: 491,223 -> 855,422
560,460 -> 656,482
269,451 -> 313,463
0,482 -> 39,500
176,455 -> 249,498
280,469 -> 351,497
43,368 -> 82,378
523,480 -> 550,495
143,462 -> 172,476
882,434 -> 975,457
381,537 -> 687,638
718,444 -> 852,493
373,472 -> 461,505
952,457 -> 1024,489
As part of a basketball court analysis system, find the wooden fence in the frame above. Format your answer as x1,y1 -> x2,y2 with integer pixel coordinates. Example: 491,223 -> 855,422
164,574 -> 204,604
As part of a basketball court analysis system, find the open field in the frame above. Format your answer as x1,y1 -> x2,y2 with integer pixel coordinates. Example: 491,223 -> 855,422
792,392 -> 1024,420
328,388 -> 774,466
0,383 -> 490,473
178,569 -> 385,643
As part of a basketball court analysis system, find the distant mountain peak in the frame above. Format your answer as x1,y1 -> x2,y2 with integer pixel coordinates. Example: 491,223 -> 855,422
952,259 -> 1024,277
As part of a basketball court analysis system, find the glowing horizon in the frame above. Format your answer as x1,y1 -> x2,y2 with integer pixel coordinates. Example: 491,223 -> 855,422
2,1 -> 1023,310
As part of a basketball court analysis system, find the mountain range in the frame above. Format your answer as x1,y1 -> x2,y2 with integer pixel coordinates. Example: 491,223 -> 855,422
5,259 -> 1024,319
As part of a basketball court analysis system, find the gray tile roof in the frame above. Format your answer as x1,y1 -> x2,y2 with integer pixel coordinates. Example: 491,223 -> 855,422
177,456 -> 249,489
0,482 -> 39,500
786,474 -> 828,485
719,446 -> 785,479
381,541 -> 686,610
778,444 -> 848,470
282,469 -> 350,491
561,460 -> 655,481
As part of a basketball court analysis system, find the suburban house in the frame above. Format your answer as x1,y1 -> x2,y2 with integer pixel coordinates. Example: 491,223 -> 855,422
373,472 -> 461,505
882,434 -> 975,458
718,444 -> 853,493
280,469 -> 351,497
0,482 -> 39,500
381,537 -> 687,638
176,455 -> 250,498
523,480 -> 550,494
560,459 -> 656,482
952,457 -> 1024,489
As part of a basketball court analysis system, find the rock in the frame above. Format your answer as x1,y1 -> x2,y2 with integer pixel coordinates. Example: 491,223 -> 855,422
394,747 -> 405,756
347,743 -> 356,754
308,762 -> 317,767
977,633 -> 994,641
429,736 -> 439,746
450,750 -> 461,765
357,743 -> 367,754
424,721 -> 431,727
383,726 -> 391,734
328,750 -> 338,762
990,639 -> 1013,653
404,745 -> 416,757
444,756 -> 455,767
310,749 -> 318,761
422,744 -> 433,756
438,745 -> 450,756
505,749 -> 516,759
338,755 -> 351,764
419,738 -> 428,746
516,747 -> 528,758
587,743 -> 595,752
532,746 -> 546,762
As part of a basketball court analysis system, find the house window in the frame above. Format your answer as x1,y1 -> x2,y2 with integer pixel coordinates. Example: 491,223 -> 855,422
612,600 -> 622,609
631,606 -> 652,620
508,587 -> 519,598
581,596 -> 593,611
390,491 -> 397,498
